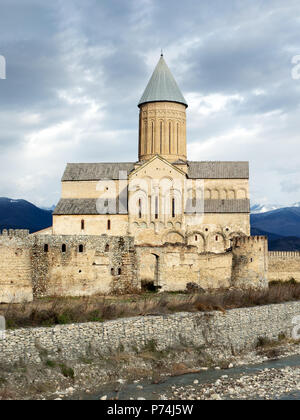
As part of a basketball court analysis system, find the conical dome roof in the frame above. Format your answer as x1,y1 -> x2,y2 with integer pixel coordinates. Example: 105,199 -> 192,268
138,55 -> 188,108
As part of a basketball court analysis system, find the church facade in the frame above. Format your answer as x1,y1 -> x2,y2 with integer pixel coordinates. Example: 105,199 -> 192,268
0,55 -> 271,304
52,54 -> 250,254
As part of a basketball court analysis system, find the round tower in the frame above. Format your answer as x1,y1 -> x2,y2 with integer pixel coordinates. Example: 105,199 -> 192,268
138,54 -> 188,162
231,236 -> 268,290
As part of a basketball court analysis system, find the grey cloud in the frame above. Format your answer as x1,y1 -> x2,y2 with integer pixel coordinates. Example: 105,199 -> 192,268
0,0 -> 300,207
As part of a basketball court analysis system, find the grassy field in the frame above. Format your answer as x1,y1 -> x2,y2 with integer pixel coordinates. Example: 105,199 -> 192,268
1,281 -> 300,329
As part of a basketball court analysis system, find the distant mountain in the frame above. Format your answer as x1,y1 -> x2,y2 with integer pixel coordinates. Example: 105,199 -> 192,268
251,207 -> 300,238
250,227 -> 283,242
251,203 -> 284,214
0,198 -> 53,234
251,201 -> 300,214
269,237 -> 300,251
251,227 -> 300,251
40,204 -> 56,211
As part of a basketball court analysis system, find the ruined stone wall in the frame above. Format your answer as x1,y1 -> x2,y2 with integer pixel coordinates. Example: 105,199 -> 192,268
136,244 -> 233,291
0,231 -> 139,303
1,301 -> 300,365
231,236 -> 268,289
0,228 -> 269,302
31,234 -> 139,297
0,230 -> 33,303
268,251 -> 300,283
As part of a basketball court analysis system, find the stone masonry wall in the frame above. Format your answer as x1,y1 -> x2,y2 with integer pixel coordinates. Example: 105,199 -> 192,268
268,252 -> 300,283
31,234 -> 139,297
1,302 -> 300,365
0,230 -> 33,303
0,231 -> 139,302
136,244 -> 232,291
231,236 -> 268,289
0,228 -> 271,303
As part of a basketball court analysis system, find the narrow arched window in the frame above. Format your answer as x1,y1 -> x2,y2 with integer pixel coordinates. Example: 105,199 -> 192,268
62,244 -> 66,253
79,244 -> 84,253
160,121 -> 163,153
216,236 -> 218,241
111,268 -> 114,275
118,268 -> 122,275
155,196 -> 159,219
195,235 -> 198,242
138,198 -> 142,219
81,219 -> 85,230
44,244 -> 49,253
151,122 -> 154,153
105,244 -> 109,252
144,120 -> 147,154
169,122 -> 172,153
172,198 -> 175,218
107,220 -> 111,230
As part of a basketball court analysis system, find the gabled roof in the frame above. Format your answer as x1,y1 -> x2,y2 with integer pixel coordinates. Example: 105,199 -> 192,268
129,155 -> 186,178
61,161 -> 249,181
138,55 -> 188,108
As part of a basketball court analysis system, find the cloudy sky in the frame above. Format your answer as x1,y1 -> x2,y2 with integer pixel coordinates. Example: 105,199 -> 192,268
0,0 -> 300,207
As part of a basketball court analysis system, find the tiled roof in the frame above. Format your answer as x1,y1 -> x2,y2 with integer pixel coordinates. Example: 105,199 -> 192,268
53,198 -> 250,215
62,163 -> 135,181
187,161 -> 249,179
61,161 -> 249,181
138,55 -> 188,107
204,199 -> 249,213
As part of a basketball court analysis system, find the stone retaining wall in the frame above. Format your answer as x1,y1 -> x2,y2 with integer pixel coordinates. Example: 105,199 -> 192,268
1,301 -> 300,365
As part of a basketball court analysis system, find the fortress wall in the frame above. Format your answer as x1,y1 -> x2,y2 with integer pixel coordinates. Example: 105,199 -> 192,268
0,230 -> 33,303
1,301 -> 300,365
231,236 -> 268,289
268,251 -> 300,283
0,228 -> 269,302
31,234 -> 139,297
136,244 -> 232,292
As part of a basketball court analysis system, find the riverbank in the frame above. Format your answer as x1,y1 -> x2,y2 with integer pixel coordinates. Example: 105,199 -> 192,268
2,300 -> 300,400
2,337 -> 300,400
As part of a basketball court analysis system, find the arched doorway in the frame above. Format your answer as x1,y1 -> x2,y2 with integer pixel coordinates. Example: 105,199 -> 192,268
139,252 -> 160,291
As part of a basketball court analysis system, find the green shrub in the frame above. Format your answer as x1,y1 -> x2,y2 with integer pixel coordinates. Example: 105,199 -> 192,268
59,364 -> 74,379
45,360 -> 56,368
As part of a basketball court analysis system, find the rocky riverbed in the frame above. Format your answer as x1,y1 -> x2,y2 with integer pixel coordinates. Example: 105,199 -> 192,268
2,339 -> 300,400
166,366 -> 300,400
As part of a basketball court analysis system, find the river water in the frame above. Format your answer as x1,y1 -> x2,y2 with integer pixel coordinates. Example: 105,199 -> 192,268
69,354 -> 300,400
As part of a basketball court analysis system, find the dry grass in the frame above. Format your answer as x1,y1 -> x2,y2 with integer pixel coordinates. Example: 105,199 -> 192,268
0,388 -> 16,400
1,282 -> 300,329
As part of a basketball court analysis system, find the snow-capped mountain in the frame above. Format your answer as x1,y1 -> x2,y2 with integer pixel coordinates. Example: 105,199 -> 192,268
250,203 -> 285,214
0,197 -> 52,233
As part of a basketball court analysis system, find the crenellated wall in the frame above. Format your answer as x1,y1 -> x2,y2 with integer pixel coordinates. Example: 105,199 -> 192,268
0,229 -> 270,303
268,251 -> 300,283
0,230 -> 139,302
231,236 -> 268,289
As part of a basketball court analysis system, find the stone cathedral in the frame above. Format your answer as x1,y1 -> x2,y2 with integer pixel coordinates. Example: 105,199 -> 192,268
52,54 -> 250,253
2,55 -> 273,304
